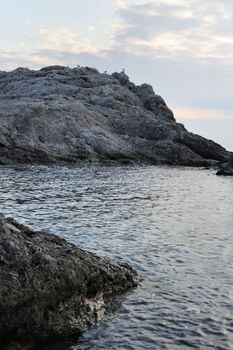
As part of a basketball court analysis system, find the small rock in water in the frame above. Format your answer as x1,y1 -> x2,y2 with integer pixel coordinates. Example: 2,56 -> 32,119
216,155 -> 233,176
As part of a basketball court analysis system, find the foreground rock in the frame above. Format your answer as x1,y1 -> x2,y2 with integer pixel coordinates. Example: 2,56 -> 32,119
216,156 -> 233,176
0,66 -> 230,166
0,214 -> 140,349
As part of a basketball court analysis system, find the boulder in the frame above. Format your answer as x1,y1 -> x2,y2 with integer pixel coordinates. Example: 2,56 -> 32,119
0,214 -> 140,349
216,155 -> 233,176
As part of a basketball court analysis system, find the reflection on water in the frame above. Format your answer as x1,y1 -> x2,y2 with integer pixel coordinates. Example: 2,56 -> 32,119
0,164 -> 233,349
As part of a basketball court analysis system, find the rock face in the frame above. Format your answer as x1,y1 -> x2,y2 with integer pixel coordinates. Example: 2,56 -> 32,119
216,156 -> 233,176
0,65 -> 230,166
0,214 -> 140,349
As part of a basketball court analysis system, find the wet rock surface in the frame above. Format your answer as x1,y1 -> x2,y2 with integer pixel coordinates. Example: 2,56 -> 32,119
0,213 -> 140,349
0,65 -> 230,166
216,155 -> 233,176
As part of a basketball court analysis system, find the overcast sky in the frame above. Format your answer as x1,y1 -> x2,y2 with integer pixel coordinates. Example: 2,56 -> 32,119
0,0 -> 232,150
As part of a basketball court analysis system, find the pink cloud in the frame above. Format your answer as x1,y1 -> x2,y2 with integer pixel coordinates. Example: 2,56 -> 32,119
174,106 -> 233,120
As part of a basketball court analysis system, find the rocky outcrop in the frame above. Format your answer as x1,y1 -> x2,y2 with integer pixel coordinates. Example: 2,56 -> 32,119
0,214 -> 140,349
0,65 -> 230,166
216,155 -> 233,176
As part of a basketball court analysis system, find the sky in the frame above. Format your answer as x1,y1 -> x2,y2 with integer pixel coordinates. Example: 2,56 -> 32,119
0,0 -> 232,150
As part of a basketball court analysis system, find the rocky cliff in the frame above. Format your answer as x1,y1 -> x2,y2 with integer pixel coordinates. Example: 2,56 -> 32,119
0,65 -> 230,165
0,214 -> 139,349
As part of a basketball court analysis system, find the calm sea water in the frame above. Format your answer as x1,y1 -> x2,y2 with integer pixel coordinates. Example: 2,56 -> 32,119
0,165 -> 233,350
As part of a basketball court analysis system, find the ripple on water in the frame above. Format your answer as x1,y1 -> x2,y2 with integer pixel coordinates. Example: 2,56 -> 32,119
0,164 -> 233,349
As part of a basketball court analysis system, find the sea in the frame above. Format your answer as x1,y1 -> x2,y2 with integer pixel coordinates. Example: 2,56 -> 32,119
0,164 -> 233,350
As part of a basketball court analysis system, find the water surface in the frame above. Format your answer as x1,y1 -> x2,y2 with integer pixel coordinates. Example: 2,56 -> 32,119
0,165 -> 233,349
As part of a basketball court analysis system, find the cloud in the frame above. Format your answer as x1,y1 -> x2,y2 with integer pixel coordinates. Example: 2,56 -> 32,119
114,0 -> 233,60
0,26 -> 106,70
37,27 -> 100,54
175,107 -> 233,120
2,1 -> 233,68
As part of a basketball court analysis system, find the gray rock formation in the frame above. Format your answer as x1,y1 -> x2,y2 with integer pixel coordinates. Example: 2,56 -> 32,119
216,155 -> 233,176
0,65 -> 230,166
0,214 -> 140,349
